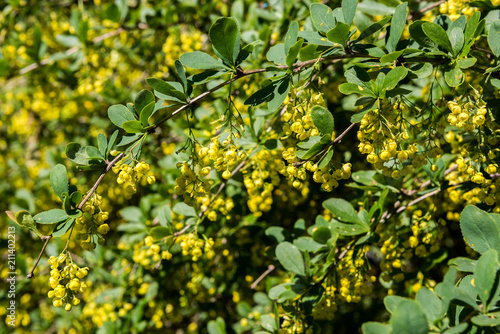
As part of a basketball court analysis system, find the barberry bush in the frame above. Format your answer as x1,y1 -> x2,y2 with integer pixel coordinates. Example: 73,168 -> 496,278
1,0 -> 500,333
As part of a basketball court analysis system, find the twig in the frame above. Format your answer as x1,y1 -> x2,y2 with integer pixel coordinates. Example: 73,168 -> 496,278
293,122 -> 358,167
27,235 -> 52,279
77,152 -> 124,210
251,265 -> 275,289
17,28 -> 126,76
27,151 -> 125,278
408,0 -> 446,21
199,159 -> 248,217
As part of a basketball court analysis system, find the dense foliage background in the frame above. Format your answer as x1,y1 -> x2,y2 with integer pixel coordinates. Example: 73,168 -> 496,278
1,0 -> 500,333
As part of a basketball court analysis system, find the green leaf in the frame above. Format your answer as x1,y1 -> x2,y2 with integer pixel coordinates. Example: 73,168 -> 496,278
448,257 -> 477,272
449,27 -> 464,57
457,57 -> 476,69
422,22 -> 453,53
410,62 -> 433,78
180,51 -> 229,70
409,21 -> 437,49
460,205 -> 500,255
158,205 -> 172,228
464,11 -> 481,44
384,295 -> 406,314
444,62 -> 463,87
77,20 -> 89,43
339,82 -> 376,98
416,287 -> 445,322
52,218 -> 75,237
298,31 -> 336,46
268,77 -> 291,111
97,133 -> 107,157
209,17 -> 240,67
173,202 -> 196,217
107,130 -> 118,155
134,90 -> 155,126
146,78 -> 186,102
326,22 -> 351,46
310,3 -> 336,34
386,2 -> 407,53
285,39 -> 304,68
383,66 -> 408,91
442,323 -> 468,334
362,322 -> 391,334
391,299 -> 429,334
296,134 -> 330,160
86,146 -> 104,160
50,164 -> 69,201
293,237 -> 325,252
122,120 -> 144,134
260,314 -> 278,332
471,313 -> 500,327
108,104 -> 136,128
380,50 -> 404,64
488,20 -> 500,57
275,242 -> 306,277
175,60 -> 188,92
312,226 -> 331,244
6,210 -> 42,237
66,142 -> 89,165
323,198 -> 362,224
356,16 -> 391,42
311,105 -> 334,135
345,66 -> 372,91
284,21 -> 299,54
34,209 -> 69,225
342,0 -> 357,26
267,43 -> 286,65
149,226 -> 171,241
331,221 -> 369,235
474,249 -> 499,310
207,317 -> 226,334
318,149 -> 334,169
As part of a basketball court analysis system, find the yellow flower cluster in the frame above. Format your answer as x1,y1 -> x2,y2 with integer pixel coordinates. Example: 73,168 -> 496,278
312,285 -> 337,321
177,233 -> 215,261
242,149 -> 282,217
162,26 -> 204,68
175,161 -> 212,206
281,92 -> 323,141
358,101 -> 443,178
82,302 -> 117,328
132,236 -> 168,269
439,0 -> 480,20
280,90 -> 352,191
336,246 -> 373,303
446,99 -> 488,131
47,253 -> 88,311
75,194 -> 109,251
199,195 -> 235,221
113,159 -> 156,199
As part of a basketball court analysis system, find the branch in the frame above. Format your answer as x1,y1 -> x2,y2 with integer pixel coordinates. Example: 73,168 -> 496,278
251,265 -> 275,289
17,28 -> 126,77
408,0 -> 446,21
199,159 -> 247,217
77,152 -> 124,210
27,151 -> 125,278
27,235 -> 52,279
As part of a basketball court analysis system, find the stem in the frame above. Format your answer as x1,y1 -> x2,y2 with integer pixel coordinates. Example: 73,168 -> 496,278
251,265 -> 275,290
27,235 -> 52,279
27,151 -> 125,278
199,159 -> 247,217
77,152 -> 124,210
